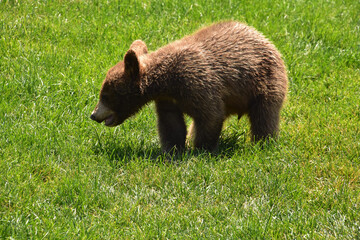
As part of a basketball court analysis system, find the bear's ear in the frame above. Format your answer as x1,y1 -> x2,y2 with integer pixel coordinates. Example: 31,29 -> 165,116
124,49 -> 140,81
129,40 -> 148,56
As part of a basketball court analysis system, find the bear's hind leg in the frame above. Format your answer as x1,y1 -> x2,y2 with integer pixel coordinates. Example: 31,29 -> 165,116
156,100 -> 187,153
249,98 -> 282,142
191,115 -> 224,151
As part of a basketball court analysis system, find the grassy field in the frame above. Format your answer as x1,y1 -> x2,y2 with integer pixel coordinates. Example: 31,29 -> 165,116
1,0 -> 359,238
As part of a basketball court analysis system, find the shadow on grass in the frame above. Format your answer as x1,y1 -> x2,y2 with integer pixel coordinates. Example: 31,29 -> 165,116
91,130 -> 277,165
92,139 -> 162,165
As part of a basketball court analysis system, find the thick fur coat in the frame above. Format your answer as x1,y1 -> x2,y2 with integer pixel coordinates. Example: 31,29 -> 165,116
91,21 -> 288,152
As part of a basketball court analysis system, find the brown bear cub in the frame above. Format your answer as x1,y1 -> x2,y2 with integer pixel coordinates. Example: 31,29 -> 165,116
91,21 -> 288,152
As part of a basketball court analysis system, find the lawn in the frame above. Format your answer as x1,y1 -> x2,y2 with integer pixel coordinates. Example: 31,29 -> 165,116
1,0 -> 359,239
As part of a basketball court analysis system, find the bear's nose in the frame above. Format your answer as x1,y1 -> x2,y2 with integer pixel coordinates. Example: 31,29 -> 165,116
90,114 -> 97,121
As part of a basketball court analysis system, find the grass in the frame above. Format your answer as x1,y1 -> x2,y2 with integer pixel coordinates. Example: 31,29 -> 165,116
1,0 -> 359,238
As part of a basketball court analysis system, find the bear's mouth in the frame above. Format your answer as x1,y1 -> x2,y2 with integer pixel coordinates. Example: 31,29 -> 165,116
104,114 -> 116,127
91,101 -> 121,127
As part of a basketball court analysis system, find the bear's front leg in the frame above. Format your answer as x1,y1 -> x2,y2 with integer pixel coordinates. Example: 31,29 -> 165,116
155,99 -> 187,153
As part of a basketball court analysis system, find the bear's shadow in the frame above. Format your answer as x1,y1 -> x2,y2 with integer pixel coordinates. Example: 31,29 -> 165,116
92,131 -> 248,165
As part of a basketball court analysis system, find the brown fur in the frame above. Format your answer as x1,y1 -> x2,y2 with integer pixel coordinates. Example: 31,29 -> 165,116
91,21 -> 288,152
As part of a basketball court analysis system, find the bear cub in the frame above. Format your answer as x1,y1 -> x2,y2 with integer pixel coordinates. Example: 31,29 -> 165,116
91,21 -> 288,152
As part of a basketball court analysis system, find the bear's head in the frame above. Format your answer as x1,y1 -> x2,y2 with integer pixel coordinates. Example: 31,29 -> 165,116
90,40 -> 148,127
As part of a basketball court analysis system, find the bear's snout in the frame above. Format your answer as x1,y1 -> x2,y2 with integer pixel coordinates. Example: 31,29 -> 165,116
91,101 -> 112,122
90,113 -> 99,122
90,101 -> 120,127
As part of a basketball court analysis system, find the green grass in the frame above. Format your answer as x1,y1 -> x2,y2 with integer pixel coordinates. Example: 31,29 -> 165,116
1,0 -> 359,238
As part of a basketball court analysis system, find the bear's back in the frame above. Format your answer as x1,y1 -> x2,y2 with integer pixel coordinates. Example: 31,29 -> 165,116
182,21 -> 274,55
